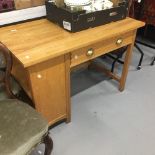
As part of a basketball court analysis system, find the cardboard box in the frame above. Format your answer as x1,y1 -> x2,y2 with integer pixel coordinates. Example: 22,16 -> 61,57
14,0 -> 32,10
32,0 -> 45,7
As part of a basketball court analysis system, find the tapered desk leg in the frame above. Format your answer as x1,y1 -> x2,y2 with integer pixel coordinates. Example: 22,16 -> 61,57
119,32 -> 136,91
65,54 -> 71,123
119,44 -> 132,91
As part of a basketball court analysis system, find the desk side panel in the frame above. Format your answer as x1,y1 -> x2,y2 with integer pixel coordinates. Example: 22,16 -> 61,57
28,55 -> 69,125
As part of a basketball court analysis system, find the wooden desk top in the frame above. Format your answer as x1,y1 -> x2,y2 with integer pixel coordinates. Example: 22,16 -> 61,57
0,18 -> 144,68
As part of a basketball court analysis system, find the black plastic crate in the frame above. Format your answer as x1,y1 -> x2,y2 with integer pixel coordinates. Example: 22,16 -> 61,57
45,0 -> 128,32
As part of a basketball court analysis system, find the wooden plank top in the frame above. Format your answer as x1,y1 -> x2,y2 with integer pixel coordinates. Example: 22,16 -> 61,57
0,17 -> 144,68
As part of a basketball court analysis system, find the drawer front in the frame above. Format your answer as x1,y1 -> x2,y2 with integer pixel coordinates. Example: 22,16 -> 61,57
71,31 -> 134,67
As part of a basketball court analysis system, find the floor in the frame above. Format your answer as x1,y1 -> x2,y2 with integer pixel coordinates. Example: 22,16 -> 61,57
30,41 -> 155,155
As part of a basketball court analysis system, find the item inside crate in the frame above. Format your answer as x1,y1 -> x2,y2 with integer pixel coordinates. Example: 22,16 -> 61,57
52,0 -> 126,12
46,0 -> 128,32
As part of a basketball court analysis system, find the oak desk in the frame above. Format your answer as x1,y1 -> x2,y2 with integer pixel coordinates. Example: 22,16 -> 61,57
0,18 -> 144,125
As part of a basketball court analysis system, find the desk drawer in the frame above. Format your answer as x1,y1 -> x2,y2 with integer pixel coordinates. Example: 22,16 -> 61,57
70,31 -> 134,67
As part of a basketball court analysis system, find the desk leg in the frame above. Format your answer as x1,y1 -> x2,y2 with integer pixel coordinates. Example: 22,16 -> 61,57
65,54 -> 71,123
119,31 -> 136,91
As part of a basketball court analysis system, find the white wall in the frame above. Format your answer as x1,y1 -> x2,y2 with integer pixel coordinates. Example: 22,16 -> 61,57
0,5 -> 46,26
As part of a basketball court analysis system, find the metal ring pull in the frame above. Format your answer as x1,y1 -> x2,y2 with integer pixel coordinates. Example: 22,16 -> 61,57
86,48 -> 94,57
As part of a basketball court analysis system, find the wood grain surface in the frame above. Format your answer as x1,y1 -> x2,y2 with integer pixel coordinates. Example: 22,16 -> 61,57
0,18 -> 144,68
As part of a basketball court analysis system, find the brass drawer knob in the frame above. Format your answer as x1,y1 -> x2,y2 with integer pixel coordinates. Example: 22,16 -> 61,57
116,38 -> 123,45
86,48 -> 94,57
